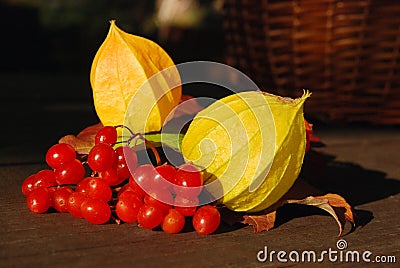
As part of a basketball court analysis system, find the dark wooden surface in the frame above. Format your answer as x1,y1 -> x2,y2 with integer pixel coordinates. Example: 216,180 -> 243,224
0,75 -> 399,267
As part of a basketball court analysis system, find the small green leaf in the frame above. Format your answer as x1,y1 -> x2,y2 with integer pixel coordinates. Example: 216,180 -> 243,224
145,132 -> 184,152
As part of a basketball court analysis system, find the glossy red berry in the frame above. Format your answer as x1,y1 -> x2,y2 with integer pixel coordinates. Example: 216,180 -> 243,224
76,177 -> 112,201
174,163 -> 203,198
116,191 -> 143,223
174,195 -> 199,217
55,159 -> 85,185
128,177 -> 146,199
154,164 -> 176,191
137,203 -> 164,229
95,126 -> 117,145
87,143 -> 116,172
45,143 -> 76,169
144,189 -> 173,215
52,186 -> 74,213
117,183 -> 136,198
81,198 -> 111,224
34,169 -> 57,187
130,164 -> 158,193
67,191 -> 87,218
99,168 -> 123,186
22,174 -> 37,196
162,209 -> 185,234
26,187 -> 52,214
115,146 -> 138,180
192,205 -> 220,235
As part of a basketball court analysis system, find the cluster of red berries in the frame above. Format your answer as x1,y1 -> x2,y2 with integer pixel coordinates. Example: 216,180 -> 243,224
22,126 -> 221,235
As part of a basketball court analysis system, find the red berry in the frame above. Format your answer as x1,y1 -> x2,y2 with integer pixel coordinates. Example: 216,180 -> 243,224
116,191 -> 143,223
34,169 -> 57,188
55,159 -> 85,185
67,191 -> 87,218
26,187 -> 52,214
99,168 -> 124,186
174,163 -> 203,198
128,177 -> 146,199
89,178 -> 112,201
115,146 -> 138,180
81,198 -> 111,224
117,183 -> 136,198
130,164 -> 158,193
22,174 -> 37,196
76,177 -> 112,201
22,170 -> 58,196
52,186 -> 74,213
95,126 -> 117,145
144,189 -> 173,215
87,143 -> 116,172
137,203 -> 164,229
192,205 -> 220,235
46,143 -> 76,169
162,209 -> 185,234
75,177 -> 90,194
154,164 -> 177,191
174,195 -> 199,217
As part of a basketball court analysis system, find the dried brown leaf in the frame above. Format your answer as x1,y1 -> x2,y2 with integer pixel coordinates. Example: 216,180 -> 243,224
286,194 -> 355,237
316,193 -> 355,225
242,211 -> 277,234
58,123 -> 103,154
237,192 -> 354,236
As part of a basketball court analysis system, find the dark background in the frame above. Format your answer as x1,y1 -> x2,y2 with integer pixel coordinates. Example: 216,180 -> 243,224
0,0 -> 225,160
0,0 -> 224,72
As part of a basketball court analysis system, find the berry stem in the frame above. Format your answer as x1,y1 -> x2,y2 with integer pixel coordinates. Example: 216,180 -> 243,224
112,215 -> 121,225
127,133 -> 161,166
77,154 -> 88,161
115,125 -> 135,136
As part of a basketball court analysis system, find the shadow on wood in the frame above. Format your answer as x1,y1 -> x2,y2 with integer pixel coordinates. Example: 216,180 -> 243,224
295,150 -> 400,231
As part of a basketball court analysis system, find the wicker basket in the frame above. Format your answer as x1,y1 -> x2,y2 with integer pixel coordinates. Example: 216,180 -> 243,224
223,0 -> 400,124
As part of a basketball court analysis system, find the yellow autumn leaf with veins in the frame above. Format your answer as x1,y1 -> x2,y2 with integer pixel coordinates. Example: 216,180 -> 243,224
90,20 -> 181,133
182,91 -> 310,212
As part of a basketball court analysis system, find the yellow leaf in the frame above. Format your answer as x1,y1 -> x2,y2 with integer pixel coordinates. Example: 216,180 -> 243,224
90,20 -> 181,133
182,91 -> 310,212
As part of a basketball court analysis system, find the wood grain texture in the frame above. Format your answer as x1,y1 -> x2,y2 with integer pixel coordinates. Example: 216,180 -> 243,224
1,127 -> 399,267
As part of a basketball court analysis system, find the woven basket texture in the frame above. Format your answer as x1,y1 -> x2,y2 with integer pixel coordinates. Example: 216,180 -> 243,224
223,0 -> 400,124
